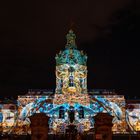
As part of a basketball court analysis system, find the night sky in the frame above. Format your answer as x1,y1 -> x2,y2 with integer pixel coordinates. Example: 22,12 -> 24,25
0,0 -> 139,99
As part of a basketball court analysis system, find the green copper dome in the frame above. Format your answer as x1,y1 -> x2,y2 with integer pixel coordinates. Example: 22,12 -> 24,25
55,30 -> 87,66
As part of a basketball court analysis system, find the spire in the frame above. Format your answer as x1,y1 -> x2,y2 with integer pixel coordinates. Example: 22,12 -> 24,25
55,29 -> 87,66
65,29 -> 77,49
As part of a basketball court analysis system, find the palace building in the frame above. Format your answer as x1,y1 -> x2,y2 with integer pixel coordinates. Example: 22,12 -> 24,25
0,30 -> 140,139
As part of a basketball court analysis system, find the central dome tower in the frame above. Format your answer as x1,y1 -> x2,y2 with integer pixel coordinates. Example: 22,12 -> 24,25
54,30 -> 90,106
55,30 -> 88,95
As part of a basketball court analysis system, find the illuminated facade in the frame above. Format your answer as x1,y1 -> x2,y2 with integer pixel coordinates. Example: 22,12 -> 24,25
0,30 -> 140,136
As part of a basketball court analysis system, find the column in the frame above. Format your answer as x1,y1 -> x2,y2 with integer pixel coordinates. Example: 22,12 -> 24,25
29,113 -> 50,140
94,113 -> 113,140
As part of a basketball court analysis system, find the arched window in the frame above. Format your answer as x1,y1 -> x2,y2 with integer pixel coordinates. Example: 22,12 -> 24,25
79,106 -> 84,119
59,106 -> 65,119
69,106 -> 75,123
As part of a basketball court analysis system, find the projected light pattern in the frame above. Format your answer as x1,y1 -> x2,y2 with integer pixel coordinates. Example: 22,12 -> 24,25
90,95 -> 126,133
0,93 -> 140,135
11,94 -> 140,134
55,30 -> 87,94
55,64 -> 87,95
126,104 -> 140,132
0,104 -> 17,134
0,30 -> 140,135
14,95 -> 53,134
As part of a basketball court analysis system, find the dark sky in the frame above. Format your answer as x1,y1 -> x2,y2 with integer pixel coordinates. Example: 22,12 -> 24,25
0,0 -> 139,99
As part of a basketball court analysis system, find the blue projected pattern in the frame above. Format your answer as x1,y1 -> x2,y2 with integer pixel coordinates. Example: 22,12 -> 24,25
0,93 -> 140,135
0,30 -> 140,135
